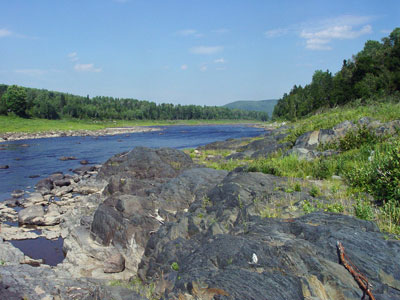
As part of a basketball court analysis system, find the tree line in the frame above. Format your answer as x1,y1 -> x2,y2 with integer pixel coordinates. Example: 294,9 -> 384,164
273,28 -> 400,120
0,85 -> 269,121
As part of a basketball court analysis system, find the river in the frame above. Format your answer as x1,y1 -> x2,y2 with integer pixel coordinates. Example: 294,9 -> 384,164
0,125 -> 263,265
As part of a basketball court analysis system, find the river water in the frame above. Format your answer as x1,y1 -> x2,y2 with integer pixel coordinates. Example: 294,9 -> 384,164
0,125 -> 263,265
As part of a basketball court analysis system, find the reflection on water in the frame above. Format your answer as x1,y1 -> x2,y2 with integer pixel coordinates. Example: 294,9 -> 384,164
10,237 -> 64,266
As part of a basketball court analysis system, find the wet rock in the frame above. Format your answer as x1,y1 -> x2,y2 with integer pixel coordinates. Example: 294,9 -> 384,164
59,156 -> 77,161
35,178 -> 54,194
18,205 -> 45,225
2,198 -> 20,208
29,174 -> 40,178
80,160 -> 90,165
11,189 -> 24,198
73,165 -> 97,175
0,165 -> 9,169
54,179 -> 71,187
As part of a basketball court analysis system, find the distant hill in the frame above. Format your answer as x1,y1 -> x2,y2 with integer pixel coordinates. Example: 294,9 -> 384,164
223,99 -> 278,117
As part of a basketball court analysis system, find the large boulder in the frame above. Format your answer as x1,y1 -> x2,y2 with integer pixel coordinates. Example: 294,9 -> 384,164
18,205 -> 45,225
90,148 -> 227,274
97,147 -> 193,181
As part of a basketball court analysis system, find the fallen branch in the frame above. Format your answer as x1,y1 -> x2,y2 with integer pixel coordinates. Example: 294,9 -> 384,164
337,241 -> 376,300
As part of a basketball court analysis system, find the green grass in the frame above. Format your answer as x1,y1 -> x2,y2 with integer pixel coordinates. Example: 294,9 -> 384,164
281,101 -> 400,144
0,115 -> 263,134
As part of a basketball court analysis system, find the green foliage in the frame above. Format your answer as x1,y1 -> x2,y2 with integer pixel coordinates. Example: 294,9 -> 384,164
309,185 -> 321,197
171,262 -> 179,271
273,28 -> 400,120
303,200 -> 316,214
345,140 -> 400,203
323,125 -> 382,151
324,203 -> 344,213
311,159 -> 335,179
0,83 -> 269,121
354,199 -> 375,221
379,200 -> 400,235
3,85 -> 27,117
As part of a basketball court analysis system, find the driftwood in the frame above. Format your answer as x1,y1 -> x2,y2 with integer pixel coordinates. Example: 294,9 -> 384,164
337,241 -> 376,300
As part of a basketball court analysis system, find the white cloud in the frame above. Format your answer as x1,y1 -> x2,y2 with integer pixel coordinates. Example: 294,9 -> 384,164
14,69 -> 47,76
264,28 -> 288,38
200,65 -> 207,72
74,63 -> 102,72
68,52 -> 79,62
176,29 -> 203,38
190,46 -> 223,55
214,58 -> 226,64
212,28 -> 229,34
301,24 -> 372,50
14,69 -> 61,77
180,64 -> 188,70
265,15 -> 373,50
177,29 -> 197,36
0,28 -> 12,38
299,15 -> 373,51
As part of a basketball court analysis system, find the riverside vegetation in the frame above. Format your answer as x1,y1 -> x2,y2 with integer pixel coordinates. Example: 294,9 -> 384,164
187,103 -> 400,236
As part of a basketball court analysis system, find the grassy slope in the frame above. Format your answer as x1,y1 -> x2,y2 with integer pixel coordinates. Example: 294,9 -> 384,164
186,101 -> 400,237
0,116 -> 262,134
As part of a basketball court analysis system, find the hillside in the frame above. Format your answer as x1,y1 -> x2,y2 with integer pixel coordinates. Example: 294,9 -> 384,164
223,99 -> 278,116
273,27 -> 400,120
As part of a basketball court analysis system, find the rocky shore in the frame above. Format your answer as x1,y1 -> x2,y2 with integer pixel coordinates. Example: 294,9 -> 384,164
0,126 -> 161,142
1,118 -> 400,299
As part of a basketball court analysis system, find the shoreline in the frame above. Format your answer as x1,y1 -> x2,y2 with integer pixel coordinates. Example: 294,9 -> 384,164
0,126 -> 162,142
0,122 -> 278,142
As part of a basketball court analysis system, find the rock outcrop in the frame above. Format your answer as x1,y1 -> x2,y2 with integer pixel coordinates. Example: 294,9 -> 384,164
1,124 -> 400,300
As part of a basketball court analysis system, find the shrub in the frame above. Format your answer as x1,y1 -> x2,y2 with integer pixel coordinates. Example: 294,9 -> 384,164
309,185 -> 321,197
354,199 -> 375,221
346,140 -> 400,203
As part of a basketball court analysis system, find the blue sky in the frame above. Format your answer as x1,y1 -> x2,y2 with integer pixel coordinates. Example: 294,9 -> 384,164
0,0 -> 399,106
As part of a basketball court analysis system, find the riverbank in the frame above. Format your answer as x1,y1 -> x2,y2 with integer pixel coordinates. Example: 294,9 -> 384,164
0,115 -> 266,142
0,127 -> 162,142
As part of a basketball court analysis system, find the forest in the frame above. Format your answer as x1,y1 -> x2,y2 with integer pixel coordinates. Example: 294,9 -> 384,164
0,85 -> 269,122
273,28 -> 400,120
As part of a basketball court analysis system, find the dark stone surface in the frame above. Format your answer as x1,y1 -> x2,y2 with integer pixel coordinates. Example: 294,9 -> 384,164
53,179 -> 71,187
0,165 -> 9,169
135,169 -> 400,300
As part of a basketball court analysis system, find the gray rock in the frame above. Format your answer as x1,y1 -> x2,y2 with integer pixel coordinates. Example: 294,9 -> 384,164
18,205 -> 45,225
59,156 -> 77,161
11,189 -> 24,198
54,179 -> 71,187
103,252 -> 125,273
0,238 -> 25,264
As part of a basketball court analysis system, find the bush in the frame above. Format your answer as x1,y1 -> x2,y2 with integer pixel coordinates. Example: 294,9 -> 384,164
346,140 -> 400,203
354,199 -> 375,221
